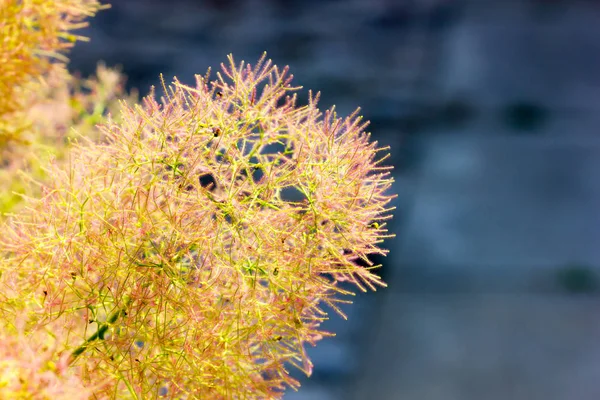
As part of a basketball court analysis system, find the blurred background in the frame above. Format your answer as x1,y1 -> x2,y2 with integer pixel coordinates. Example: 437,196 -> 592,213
69,0 -> 600,398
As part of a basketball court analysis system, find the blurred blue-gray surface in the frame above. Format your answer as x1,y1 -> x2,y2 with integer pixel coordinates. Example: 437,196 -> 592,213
69,0 -> 600,398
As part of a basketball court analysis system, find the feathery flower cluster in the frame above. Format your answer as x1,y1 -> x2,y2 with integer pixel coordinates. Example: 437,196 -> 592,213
0,318 -> 92,400
0,0 -> 104,141
0,1 -> 127,217
0,62 -> 134,215
0,55 -> 395,398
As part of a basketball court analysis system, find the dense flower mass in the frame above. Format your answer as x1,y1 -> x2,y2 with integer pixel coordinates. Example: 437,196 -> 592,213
0,62 -> 134,215
0,0 -> 123,216
0,319 -> 92,400
0,0 -> 103,141
0,55 -> 394,398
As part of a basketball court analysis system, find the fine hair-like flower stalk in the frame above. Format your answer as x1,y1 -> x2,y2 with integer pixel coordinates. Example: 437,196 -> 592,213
0,54 -> 395,399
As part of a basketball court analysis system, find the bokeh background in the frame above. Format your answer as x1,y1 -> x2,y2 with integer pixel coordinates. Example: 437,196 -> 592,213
68,0 -> 600,398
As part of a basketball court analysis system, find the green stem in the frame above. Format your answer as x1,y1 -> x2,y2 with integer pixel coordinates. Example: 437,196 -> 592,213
71,297 -> 131,359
